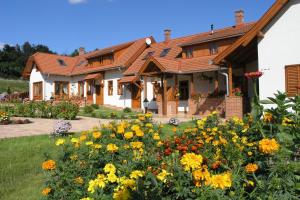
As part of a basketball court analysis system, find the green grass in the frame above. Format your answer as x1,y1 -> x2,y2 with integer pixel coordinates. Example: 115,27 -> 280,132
0,78 -> 29,93
79,106 -> 140,119
160,120 -> 196,139
0,135 -> 58,200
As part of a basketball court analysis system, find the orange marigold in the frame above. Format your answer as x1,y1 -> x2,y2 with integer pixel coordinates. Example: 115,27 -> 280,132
245,163 -> 258,173
42,160 -> 56,170
258,138 -> 280,154
42,187 -> 51,196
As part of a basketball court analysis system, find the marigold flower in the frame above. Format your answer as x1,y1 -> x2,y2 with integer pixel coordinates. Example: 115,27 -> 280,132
193,167 -> 210,182
92,131 -> 101,139
157,169 -> 172,183
107,172 -> 118,183
42,160 -> 56,170
80,135 -> 87,141
55,139 -> 65,146
124,132 -> 134,140
130,141 -> 143,149
135,129 -> 144,137
107,143 -> 119,153
205,171 -> 232,190
42,187 -> 51,196
93,144 -> 102,149
74,176 -> 84,185
130,170 -> 144,179
282,117 -> 294,126
258,138 -> 280,154
113,189 -> 131,200
263,112 -> 273,123
103,163 -> 116,174
85,141 -> 93,146
245,163 -> 258,173
180,153 -> 203,171
153,133 -> 160,140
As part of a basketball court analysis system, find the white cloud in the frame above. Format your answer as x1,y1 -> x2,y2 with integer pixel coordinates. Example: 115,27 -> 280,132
68,0 -> 87,4
0,42 -> 5,50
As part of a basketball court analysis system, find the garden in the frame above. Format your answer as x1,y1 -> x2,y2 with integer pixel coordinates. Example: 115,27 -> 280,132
40,92 -> 300,200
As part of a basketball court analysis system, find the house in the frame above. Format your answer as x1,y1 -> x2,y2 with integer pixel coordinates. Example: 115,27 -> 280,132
214,0 -> 300,111
23,37 -> 154,108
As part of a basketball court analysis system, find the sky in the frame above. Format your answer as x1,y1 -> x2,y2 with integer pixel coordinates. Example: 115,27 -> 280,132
0,0 -> 275,54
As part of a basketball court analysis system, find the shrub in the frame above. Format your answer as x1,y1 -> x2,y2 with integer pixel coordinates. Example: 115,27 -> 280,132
83,106 -> 94,114
91,112 -> 96,118
52,101 -> 79,120
52,120 -> 72,136
91,104 -> 99,109
123,107 -> 132,113
42,93 -> 299,200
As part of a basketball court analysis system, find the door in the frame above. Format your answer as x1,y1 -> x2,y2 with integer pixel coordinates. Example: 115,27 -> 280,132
178,80 -> 189,113
95,80 -> 103,105
86,80 -> 94,103
131,82 -> 141,109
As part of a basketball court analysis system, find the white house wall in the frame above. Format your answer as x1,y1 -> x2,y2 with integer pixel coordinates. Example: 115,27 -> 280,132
104,69 -> 131,108
29,66 -> 45,100
258,0 -> 300,104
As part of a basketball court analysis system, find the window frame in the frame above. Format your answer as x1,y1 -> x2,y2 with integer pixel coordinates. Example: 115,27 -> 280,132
108,80 -> 113,96
33,81 -> 43,100
185,48 -> 194,59
54,81 -> 69,98
209,43 -> 219,55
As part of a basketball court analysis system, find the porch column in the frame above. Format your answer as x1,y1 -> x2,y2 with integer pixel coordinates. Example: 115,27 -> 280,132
161,74 -> 167,115
190,74 -> 195,96
144,76 -> 148,100
175,74 -> 178,114
228,63 -> 233,96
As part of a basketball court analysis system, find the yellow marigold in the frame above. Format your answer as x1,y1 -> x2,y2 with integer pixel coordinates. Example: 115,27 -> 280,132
107,172 -> 118,183
80,135 -> 87,141
193,166 -> 210,182
88,174 -> 106,193
130,170 -> 144,179
135,129 -> 144,137
282,117 -> 293,126
107,143 -> 119,153
245,163 -> 258,173
110,133 -> 116,138
42,160 -> 56,170
130,141 -> 143,149
157,169 -> 172,183
71,137 -> 79,143
85,141 -> 93,146
93,131 -> 101,139
124,132 -> 134,140
258,138 -> 280,154
145,112 -> 152,118
263,112 -> 273,123
55,139 -> 65,146
153,133 -> 160,140
42,187 -> 51,196
180,153 -> 203,171
74,176 -> 84,185
104,163 -> 116,174
70,154 -> 78,160
157,141 -> 163,147
206,171 -> 232,190
118,177 -> 136,189
117,125 -> 125,134
80,197 -> 93,200
113,189 -> 131,200
145,123 -> 153,128
93,144 -> 102,149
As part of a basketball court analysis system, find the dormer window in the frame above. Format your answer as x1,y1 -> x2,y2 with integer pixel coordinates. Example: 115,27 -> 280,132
160,48 -> 171,57
186,48 -> 193,59
143,51 -> 155,60
57,59 -> 67,66
210,43 -> 218,55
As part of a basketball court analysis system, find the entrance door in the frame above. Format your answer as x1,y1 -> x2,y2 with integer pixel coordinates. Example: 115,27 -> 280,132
131,82 -> 141,109
86,80 -> 94,104
95,80 -> 103,105
178,80 -> 189,113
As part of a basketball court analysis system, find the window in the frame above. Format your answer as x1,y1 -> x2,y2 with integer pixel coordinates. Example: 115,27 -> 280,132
179,80 -> 189,100
285,64 -> 300,96
78,81 -> 84,97
160,48 -> 171,57
57,59 -> 67,66
185,48 -> 193,58
143,51 -> 155,60
210,43 -> 218,55
33,82 -> 43,100
117,80 -> 123,95
108,80 -> 113,96
54,81 -> 69,98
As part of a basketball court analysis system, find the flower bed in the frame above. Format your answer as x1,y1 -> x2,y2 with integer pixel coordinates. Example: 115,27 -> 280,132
41,94 -> 299,200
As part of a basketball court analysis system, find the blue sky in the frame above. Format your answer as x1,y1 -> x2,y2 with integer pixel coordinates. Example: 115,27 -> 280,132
0,0 -> 275,54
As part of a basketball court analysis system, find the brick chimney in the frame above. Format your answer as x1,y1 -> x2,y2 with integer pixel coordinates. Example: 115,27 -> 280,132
78,47 -> 85,56
164,29 -> 171,42
235,10 -> 245,26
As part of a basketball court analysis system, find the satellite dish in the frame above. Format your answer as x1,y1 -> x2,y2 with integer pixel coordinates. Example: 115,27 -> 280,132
145,38 -> 152,46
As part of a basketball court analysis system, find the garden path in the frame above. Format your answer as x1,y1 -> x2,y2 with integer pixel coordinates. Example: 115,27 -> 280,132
0,116 -> 191,139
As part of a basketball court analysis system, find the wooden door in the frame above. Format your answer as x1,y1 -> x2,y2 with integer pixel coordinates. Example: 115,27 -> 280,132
86,80 -> 94,103
131,82 -> 141,109
95,84 -> 103,105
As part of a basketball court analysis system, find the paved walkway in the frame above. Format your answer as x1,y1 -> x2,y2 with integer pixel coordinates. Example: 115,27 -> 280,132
0,116 -> 191,139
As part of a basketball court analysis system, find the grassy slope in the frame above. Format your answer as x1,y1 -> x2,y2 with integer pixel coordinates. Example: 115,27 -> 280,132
0,135 -> 57,200
0,78 -> 29,93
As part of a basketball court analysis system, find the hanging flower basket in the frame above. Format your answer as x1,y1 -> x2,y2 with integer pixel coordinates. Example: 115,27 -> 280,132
245,71 -> 263,79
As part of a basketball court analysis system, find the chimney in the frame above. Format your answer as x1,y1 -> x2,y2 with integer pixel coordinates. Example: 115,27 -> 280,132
235,10 -> 245,26
78,47 -> 85,56
164,29 -> 171,42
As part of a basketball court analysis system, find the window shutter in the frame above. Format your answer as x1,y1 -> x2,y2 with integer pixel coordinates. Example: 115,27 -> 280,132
285,65 -> 300,96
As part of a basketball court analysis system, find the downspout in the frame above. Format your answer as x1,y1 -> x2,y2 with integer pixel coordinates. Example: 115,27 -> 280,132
219,71 -> 229,96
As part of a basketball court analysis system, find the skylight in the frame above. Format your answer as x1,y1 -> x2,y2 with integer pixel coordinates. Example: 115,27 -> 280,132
160,48 -> 171,57
57,59 -> 67,66
142,51 -> 155,60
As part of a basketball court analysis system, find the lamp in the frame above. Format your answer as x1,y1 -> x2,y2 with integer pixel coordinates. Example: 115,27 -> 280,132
143,98 -> 149,113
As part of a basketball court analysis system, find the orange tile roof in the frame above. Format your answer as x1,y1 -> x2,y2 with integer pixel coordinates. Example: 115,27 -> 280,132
124,23 -> 254,76
84,73 -> 102,80
118,75 -> 139,83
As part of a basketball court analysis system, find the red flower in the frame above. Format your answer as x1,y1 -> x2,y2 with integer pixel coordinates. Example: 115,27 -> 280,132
245,71 -> 263,79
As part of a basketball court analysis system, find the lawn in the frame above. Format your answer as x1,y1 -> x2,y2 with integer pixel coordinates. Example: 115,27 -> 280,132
0,135 -> 58,200
0,78 -> 29,94
79,105 -> 141,119
0,120 -> 190,199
